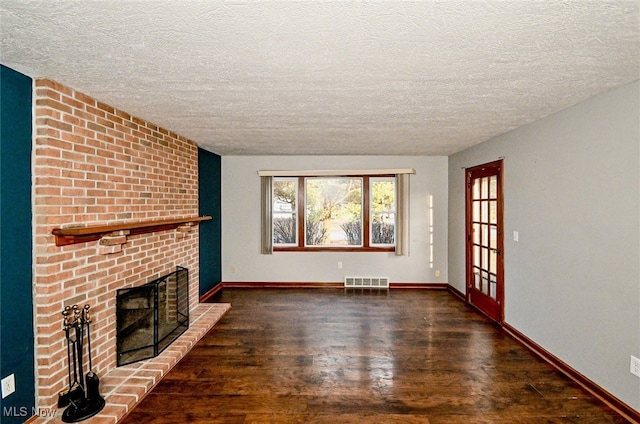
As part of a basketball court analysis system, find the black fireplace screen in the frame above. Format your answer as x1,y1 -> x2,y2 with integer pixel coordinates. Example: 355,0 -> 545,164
116,266 -> 189,366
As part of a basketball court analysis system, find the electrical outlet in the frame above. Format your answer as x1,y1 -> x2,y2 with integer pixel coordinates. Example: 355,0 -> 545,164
231,266 -> 237,274
631,355 -> 640,378
435,270 -> 441,277
337,262 -> 343,269
2,374 -> 15,399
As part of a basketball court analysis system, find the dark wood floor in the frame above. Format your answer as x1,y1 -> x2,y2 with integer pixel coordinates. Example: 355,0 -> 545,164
122,289 -> 629,423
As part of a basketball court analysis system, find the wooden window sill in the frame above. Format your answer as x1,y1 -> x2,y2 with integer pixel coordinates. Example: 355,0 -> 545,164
274,246 -> 395,253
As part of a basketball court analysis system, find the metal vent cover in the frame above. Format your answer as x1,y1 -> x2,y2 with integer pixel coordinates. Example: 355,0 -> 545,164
344,276 -> 389,289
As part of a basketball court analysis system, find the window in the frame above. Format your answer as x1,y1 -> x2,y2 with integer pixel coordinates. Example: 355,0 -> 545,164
370,177 -> 396,246
273,175 -> 396,251
272,178 -> 298,245
260,168 -> 413,255
305,177 -> 363,247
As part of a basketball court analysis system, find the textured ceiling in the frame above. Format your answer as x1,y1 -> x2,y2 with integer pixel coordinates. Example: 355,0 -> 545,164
1,1 -> 638,156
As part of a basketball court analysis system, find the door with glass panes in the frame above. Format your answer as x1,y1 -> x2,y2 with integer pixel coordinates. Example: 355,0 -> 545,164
466,160 -> 504,322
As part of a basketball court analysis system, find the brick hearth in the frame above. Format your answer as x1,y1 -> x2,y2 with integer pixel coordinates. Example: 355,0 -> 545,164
31,303 -> 230,424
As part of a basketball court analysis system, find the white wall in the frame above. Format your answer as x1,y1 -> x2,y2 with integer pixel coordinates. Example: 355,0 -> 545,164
222,155 -> 448,284
448,80 -> 640,411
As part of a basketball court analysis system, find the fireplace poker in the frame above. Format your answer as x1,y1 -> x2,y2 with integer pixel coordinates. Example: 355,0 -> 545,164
73,305 -> 85,396
69,310 -> 79,393
63,307 -> 73,389
82,305 -> 104,406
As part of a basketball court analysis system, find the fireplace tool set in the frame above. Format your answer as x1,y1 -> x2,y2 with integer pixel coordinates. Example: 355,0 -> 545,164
58,304 -> 105,422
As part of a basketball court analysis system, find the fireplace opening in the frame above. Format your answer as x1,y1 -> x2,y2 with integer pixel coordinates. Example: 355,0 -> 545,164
116,266 -> 189,366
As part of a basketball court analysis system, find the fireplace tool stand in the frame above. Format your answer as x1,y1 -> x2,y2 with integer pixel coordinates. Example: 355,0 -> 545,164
59,304 -> 105,422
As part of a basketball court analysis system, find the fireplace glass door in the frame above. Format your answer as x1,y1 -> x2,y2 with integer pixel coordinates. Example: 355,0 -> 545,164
116,266 -> 189,366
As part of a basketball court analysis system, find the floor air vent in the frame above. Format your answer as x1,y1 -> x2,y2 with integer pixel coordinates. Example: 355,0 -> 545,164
344,276 -> 390,289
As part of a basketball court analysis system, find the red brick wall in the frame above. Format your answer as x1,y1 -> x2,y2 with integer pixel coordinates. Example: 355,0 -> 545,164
33,79 -> 201,410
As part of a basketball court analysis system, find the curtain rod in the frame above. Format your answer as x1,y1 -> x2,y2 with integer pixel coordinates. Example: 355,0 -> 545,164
258,168 -> 416,177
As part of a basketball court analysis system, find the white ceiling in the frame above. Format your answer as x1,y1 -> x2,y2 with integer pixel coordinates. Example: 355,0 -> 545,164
1,1 -> 638,156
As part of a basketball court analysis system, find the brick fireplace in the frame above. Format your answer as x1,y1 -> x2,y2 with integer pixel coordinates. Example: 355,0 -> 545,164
32,79 -> 210,415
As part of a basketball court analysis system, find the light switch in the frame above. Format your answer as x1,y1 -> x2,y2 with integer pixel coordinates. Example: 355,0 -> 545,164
513,231 -> 519,242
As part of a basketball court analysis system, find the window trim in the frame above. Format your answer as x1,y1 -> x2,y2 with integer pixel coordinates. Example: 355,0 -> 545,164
274,174 -> 395,252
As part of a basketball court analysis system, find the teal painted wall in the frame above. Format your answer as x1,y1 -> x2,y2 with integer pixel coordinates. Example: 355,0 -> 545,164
198,148 -> 222,296
0,65 -> 36,422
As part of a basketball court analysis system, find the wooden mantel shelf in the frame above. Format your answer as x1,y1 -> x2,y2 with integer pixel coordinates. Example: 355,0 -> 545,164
52,216 -> 212,246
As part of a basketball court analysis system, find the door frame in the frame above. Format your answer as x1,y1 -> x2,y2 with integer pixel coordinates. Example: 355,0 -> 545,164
465,159 -> 504,323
